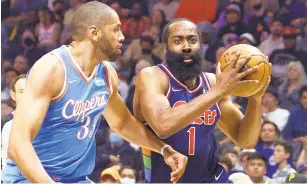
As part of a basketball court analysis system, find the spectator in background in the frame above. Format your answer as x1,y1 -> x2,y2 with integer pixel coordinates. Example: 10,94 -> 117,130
100,167 -> 121,184
222,33 -> 239,49
218,4 -> 249,38
278,61 -> 307,111
216,0 -> 248,31
153,0 -> 179,21
244,0 -> 280,18
60,0 -> 83,45
282,85 -> 307,144
126,58 -> 152,113
1,59 -> 13,75
272,140 -> 297,183
246,0 -> 270,45
2,0 -> 45,24
1,67 -> 19,101
255,121 -> 281,177
119,165 -> 137,184
270,26 -> 307,87
35,6 -> 61,52
261,87 -> 289,132
198,21 -> 215,60
259,18 -> 284,56
278,0 -> 307,26
1,101 -> 14,117
221,148 -> 241,174
4,28 -> 45,67
239,33 -> 256,45
51,0 -> 65,23
238,149 -> 256,172
150,9 -> 167,37
122,2 -> 150,43
297,20 -> 307,52
245,152 -> 272,184
219,156 -> 234,174
109,1 -> 127,26
13,55 -> 29,74
2,74 -> 26,169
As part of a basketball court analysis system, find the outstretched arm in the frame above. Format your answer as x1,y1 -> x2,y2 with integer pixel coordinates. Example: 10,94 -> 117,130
8,54 -> 64,183
102,63 -> 187,183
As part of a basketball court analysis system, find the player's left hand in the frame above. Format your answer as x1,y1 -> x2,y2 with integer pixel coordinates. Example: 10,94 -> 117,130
163,146 -> 188,183
249,62 -> 272,102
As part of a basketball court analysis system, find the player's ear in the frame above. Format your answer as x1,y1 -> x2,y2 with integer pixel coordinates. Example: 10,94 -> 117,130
89,25 -> 100,42
10,90 -> 16,101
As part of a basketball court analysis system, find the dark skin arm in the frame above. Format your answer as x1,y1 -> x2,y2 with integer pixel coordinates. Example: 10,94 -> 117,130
133,51 -> 260,140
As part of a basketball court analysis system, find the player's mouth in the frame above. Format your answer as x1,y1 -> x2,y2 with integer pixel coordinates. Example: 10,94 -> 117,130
182,55 -> 192,63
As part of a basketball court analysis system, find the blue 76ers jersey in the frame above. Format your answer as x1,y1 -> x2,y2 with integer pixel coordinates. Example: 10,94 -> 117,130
142,64 -> 222,183
3,45 -> 111,183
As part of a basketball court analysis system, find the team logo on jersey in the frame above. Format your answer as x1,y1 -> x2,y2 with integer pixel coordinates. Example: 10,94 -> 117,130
95,78 -> 105,86
173,101 -> 217,125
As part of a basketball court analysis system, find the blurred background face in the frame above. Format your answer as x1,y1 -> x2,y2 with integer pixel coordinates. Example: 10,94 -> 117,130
301,91 -> 307,109
283,38 -> 296,49
246,159 -> 266,180
130,2 -> 141,18
239,38 -> 251,45
273,145 -> 289,163
5,71 -> 18,87
69,0 -> 81,7
287,65 -> 300,81
110,2 -> 121,16
227,153 -> 239,166
14,56 -> 28,74
120,168 -> 136,184
2,60 -> 12,73
262,92 -> 278,108
260,123 -> 278,143
12,78 -> 26,104
226,11 -> 239,24
38,9 -> 51,24
152,10 -> 163,25
270,21 -> 283,36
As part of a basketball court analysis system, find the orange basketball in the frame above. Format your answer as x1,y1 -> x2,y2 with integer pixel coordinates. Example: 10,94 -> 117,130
219,44 -> 271,97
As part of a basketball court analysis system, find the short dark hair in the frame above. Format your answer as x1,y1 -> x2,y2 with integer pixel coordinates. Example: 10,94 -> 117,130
161,18 -> 201,45
71,2 -> 115,41
5,67 -> 19,75
299,85 -> 307,98
222,148 -> 239,157
10,74 -> 26,92
119,165 -> 138,181
247,152 -> 267,164
261,120 -> 281,137
275,140 -> 292,155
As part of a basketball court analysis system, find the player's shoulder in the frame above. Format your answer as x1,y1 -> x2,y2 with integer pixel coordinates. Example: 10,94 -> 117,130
136,66 -> 168,89
31,53 -> 64,76
139,66 -> 167,79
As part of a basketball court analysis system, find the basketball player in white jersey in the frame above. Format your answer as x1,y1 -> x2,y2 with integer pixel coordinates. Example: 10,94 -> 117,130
5,2 -> 187,183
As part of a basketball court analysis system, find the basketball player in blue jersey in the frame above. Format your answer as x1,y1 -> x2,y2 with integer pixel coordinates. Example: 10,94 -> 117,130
2,2 -> 188,183
133,18 -> 272,183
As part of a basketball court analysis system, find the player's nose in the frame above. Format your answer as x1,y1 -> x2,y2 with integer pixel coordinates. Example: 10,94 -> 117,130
119,30 -> 125,43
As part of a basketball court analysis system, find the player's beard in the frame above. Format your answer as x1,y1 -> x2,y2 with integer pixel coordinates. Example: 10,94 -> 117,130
166,50 -> 202,83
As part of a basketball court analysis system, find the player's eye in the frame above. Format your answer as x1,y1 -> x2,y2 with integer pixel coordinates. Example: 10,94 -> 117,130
190,38 -> 197,43
174,40 -> 181,44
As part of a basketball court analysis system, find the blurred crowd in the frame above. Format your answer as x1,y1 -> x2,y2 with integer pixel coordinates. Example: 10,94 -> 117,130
1,0 -> 307,183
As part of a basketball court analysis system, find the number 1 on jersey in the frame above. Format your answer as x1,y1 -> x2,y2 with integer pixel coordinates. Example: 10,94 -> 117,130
187,127 -> 195,155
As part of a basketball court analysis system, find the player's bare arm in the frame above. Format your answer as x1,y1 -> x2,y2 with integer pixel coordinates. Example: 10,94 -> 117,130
134,51 -> 259,139
207,62 -> 271,149
8,54 -> 64,183
102,63 -> 187,183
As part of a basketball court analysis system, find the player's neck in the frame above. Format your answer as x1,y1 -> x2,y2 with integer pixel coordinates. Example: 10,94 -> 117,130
278,160 -> 288,170
70,42 -> 100,77
183,77 -> 197,90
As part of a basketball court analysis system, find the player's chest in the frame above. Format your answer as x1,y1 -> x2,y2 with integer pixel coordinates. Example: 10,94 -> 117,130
168,89 -> 221,127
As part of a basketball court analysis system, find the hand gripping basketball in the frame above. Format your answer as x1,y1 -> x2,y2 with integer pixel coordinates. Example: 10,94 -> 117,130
215,50 -> 259,96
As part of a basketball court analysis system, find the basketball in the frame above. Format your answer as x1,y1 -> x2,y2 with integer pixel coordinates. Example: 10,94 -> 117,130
219,44 -> 271,97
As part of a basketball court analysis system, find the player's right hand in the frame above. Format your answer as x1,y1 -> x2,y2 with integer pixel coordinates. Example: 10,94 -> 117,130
215,50 -> 259,96
163,146 -> 188,183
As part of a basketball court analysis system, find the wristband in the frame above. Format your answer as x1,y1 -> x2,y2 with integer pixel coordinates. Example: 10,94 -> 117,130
160,145 -> 171,156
